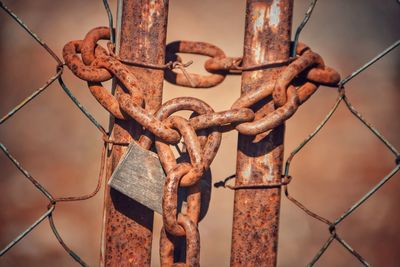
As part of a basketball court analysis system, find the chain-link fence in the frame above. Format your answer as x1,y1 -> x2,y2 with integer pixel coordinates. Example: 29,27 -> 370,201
0,0 -> 399,266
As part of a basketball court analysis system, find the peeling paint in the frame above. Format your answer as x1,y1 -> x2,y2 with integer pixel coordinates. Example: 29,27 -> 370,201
241,163 -> 252,182
251,6 -> 266,64
265,155 -> 274,182
269,0 -> 281,29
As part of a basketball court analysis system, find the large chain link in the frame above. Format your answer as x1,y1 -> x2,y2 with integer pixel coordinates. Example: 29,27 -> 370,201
63,26 -> 340,266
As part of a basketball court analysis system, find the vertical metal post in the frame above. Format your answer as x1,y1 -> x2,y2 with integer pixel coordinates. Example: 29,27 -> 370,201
101,0 -> 169,266
231,0 -> 293,266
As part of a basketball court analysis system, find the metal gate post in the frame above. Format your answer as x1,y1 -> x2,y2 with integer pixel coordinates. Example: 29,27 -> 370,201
231,1 -> 293,266
101,0 -> 169,266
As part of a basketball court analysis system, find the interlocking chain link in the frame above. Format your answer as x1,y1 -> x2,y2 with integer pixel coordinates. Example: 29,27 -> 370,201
62,26 -> 340,266
2,0 -> 399,265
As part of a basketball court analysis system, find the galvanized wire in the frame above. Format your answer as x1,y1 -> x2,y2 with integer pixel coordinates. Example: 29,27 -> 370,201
292,0 -> 318,57
283,6 -> 400,265
0,1 -> 111,265
102,0 -> 115,43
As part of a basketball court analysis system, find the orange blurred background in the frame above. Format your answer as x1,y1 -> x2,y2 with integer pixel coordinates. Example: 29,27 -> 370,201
0,0 -> 399,266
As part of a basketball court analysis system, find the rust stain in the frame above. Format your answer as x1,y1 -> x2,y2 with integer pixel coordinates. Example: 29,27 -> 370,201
231,1 -> 294,266
101,0 -> 169,266
250,3 -> 267,71
60,0 -> 339,264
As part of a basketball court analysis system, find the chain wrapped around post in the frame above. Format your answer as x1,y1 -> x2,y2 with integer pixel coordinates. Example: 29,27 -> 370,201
63,26 -> 340,266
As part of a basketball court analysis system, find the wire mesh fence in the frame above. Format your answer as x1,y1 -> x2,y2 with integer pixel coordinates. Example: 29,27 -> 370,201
0,0 -> 399,266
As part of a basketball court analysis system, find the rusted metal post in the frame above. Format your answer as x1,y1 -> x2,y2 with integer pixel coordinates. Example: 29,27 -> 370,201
101,0 -> 169,266
231,0 -> 293,266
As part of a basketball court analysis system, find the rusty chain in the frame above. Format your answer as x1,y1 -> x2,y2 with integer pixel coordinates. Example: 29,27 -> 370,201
64,27 -> 340,137
61,26 -> 339,266
2,0 -> 399,266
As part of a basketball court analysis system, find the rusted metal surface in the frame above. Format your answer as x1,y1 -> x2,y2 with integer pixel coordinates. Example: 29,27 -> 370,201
154,98 -> 222,265
230,1 -> 293,266
62,31 -> 338,150
5,0 -> 398,265
159,213 -> 200,267
62,1 -> 339,264
101,0 -> 169,266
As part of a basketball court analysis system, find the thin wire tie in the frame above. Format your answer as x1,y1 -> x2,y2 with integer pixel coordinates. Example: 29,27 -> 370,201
102,134 -> 130,146
232,56 -> 298,72
107,42 -> 195,86
214,174 -> 292,190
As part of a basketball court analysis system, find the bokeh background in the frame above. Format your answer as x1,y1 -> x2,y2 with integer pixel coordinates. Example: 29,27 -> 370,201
0,0 -> 399,266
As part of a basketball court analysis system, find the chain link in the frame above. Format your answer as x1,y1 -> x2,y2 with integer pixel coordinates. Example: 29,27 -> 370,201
1,0 -> 399,266
60,24 -> 340,265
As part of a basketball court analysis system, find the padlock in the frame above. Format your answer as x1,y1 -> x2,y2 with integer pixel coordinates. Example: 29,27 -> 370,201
109,141 -> 210,218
